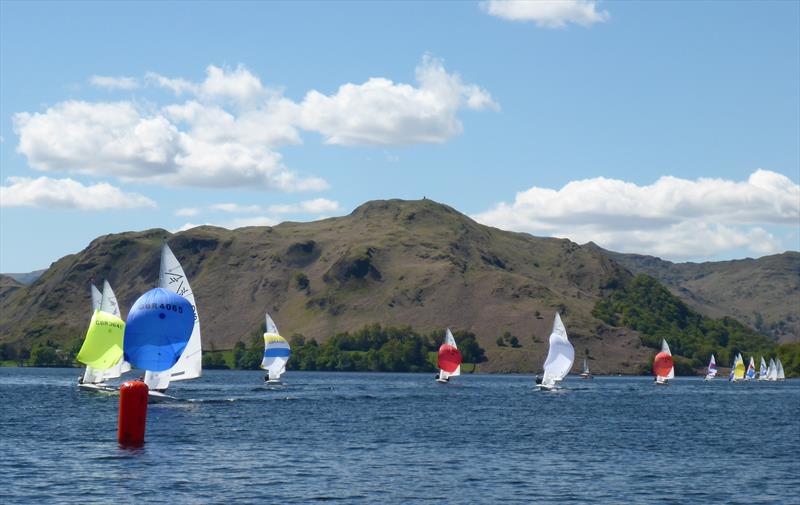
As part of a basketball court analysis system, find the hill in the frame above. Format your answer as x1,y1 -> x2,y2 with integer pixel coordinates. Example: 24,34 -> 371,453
0,199 -> 783,373
588,246 -> 800,343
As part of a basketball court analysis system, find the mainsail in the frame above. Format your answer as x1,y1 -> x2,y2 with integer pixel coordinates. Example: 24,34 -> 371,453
261,314 -> 291,381
541,313 -> 575,387
438,328 -> 462,380
759,356 -> 768,380
767,358 -> 777,381
653,339 -> 674,382
145,244 -> 203,390
82,284 -> 106,384
776,359 -> 785,380
98,281 -> 131,380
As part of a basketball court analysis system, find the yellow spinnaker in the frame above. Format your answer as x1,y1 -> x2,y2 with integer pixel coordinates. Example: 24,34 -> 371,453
76,310 -> 125,370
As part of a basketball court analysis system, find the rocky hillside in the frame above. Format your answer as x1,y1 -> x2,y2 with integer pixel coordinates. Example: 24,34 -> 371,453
589,246 -> 800,343
0,199 -> 648,373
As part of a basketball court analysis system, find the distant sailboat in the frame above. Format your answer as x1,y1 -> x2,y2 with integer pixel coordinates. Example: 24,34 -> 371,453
580,357 -> 593,379
143,244 -> 203,395
436,328 -> 461,383
776,359 -> 785,380
124,288 -> 196,401
767,358 -> 778,381
758,356 -> 768,381
262,314 -> 291,384
653,339 -> 674,386
745,356 -> 756,381
537,313 -> 574,391
78,281 -> 130,392
704,354 -> 717,381
731,354 -> 746,382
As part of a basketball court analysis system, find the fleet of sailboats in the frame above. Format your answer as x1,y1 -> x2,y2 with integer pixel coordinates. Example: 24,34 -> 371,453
70,246 -> 792,398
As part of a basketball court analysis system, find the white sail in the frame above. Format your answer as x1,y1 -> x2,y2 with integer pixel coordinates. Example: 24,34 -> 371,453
440,328 -> 461,379
144,370 -> 171,390
158,244 -> 202,383
776,359 -> 785,380
91,284 -> 102,311
705,354 -> 717,379
745,356 -> 756,380
767,358 -> 778,381
582,358 -> 590,374
661,339 -> 675,379
261,314 -> 290,381
759,356 -> 768,380
541,313 -> 574,387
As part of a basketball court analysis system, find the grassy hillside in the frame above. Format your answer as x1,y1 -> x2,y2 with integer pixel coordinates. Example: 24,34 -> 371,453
590,246 -> 800,343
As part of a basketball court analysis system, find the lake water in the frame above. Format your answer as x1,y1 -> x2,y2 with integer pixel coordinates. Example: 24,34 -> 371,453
1,368 -> 798,504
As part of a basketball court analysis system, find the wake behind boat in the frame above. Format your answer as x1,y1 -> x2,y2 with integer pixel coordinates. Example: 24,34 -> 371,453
536,313 -> 574,391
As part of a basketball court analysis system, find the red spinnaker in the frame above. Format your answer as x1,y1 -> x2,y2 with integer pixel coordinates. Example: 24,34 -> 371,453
653,351 -> 673,377
438,344 -> 462,373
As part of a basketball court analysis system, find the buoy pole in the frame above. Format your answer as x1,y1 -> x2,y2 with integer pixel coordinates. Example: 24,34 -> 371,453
118,380 -> 148,447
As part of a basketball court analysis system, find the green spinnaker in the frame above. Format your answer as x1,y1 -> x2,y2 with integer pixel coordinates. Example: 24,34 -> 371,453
76,310 -> 125,369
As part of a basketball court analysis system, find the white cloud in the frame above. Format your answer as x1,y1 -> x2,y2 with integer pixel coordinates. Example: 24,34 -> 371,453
175,207 -> 200,217
90,75 -> 140,90
13,58 -> 494,192
472,170 -> 799,260
0,176 -> 155,210
211,202 -> 262,213
268,198 -> 341,215
482,0 -> 609,28
298,55 -> 498,145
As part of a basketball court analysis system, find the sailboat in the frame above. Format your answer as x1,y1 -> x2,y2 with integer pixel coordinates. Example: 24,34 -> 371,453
704,354 -> 717,381
123,287 -> 195,401
767,358 -> 778,381
537,313 -> 574,391
776,359 -> 785,380
731,353 -> 746,382
745,356 -> 756,381
758,356 -> 768,381
262,313 -> 291,384
653,339 -> 674,386
579,357 -> 593,379
143,244 -> 203,397
436,328 -> 461,383
78,281 -> 130,392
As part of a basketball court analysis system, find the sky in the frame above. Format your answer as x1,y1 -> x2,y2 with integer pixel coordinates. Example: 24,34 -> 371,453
1,0 -> 798,273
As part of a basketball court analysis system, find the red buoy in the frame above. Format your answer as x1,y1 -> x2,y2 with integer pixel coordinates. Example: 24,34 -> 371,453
118,380 -> 148,447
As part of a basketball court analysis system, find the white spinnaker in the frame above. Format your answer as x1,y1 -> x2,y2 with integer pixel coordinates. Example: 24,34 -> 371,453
99,281 -> 130,380
159,244 -> 202,382
82,285 -> 105,384
261,314 -> 290,380
541,313 -> 574,387
440,328 -> 461,379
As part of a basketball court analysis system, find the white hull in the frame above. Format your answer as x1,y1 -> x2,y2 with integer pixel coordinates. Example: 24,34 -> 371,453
435,378 -> 450,384
148,390 -> 178,403
78,383 -> 117,394
265,379 -> 283,385
579,373 -> 593,379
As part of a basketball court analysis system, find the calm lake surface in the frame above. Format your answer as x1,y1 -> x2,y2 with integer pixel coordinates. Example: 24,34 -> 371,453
1,368 -> 798,504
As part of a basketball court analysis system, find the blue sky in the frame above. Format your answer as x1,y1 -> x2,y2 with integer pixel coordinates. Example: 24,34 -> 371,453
1,0 -> 798,272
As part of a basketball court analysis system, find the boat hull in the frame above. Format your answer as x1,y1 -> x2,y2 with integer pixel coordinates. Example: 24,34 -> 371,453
148,390 -> 178,403
78,383 -> 117,394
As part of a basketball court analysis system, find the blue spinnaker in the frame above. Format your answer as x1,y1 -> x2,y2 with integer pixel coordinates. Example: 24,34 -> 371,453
123,288 -> 195,372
